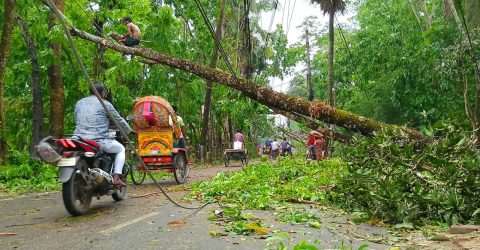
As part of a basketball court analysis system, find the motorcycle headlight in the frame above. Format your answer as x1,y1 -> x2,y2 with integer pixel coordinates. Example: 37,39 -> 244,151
36,142 -> 61,163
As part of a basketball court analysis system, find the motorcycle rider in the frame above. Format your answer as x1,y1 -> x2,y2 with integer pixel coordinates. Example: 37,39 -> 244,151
73,83 -> 134,187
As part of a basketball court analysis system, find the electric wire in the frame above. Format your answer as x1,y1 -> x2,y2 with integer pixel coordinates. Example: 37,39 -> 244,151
281,0 -> 286,29
285,0 -> 297,37
252,0 -> 279,84
69,0 -> 116,45
43,0 -> 212,210
66,2 -> 195,91
193,0 -> 239,80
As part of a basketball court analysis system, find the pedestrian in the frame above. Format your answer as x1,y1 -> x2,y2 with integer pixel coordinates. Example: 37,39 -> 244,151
307,132 -> 316,160
270,139 -> 280,160
281,138 -> 292,156
172,105 -> 187,148
314,133 -> 324,161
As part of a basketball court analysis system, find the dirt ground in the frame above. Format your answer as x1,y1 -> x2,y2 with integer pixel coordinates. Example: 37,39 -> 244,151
0,163 -> 478,249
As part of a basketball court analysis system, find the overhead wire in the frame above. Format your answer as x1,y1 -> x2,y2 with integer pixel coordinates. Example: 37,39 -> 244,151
67,0 -> 117,45
193,0 -> 239,80
285,0 -> 297,37
43,0 -> 213,211
252,0 -> 279,85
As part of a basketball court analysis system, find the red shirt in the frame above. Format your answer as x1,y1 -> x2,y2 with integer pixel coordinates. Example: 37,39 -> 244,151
314,138 -> 324,148
307,136 -> 316,146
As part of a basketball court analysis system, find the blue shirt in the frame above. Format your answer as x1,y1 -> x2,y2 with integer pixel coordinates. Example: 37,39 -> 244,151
73,95 -> 132,140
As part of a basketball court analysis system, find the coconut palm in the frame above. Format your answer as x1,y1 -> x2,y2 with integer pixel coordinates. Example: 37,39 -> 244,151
310,0 -> 345,106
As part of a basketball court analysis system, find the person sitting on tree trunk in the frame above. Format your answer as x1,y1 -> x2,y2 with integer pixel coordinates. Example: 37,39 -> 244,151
103,17 -> 142,47
119,17 -> 142,47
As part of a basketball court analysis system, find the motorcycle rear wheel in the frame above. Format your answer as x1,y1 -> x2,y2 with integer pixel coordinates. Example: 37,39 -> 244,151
112,164 -> 128,201
62,164 -> 92,216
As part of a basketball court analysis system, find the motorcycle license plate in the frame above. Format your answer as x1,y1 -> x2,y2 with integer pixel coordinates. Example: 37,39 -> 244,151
57,158 -> 77,167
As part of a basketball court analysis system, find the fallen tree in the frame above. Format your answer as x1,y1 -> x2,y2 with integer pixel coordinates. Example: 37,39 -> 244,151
69,27 -> 421,138
270,107 -> 351,143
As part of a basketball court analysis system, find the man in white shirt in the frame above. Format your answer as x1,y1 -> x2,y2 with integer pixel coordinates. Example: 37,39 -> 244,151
270,139 -> 280,160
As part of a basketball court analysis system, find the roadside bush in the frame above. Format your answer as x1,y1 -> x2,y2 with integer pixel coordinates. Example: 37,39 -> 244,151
332,122 -> 480,225
0,150 -> 59,196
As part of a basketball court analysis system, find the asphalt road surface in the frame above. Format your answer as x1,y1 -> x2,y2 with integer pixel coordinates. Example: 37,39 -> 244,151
1,165 -> 398,250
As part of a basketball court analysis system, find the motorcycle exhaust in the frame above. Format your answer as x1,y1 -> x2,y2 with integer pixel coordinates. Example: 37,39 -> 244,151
89,168 -> 112,186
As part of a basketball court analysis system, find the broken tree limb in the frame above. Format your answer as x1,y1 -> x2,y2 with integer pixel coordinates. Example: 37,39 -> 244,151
271,107 -> 351,143
277,127 -> 305,145
69,27 -> 422,138
270,107 -> 321,129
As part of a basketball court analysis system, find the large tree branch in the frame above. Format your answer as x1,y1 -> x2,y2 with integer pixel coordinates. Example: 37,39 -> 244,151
69,27 -> 422,138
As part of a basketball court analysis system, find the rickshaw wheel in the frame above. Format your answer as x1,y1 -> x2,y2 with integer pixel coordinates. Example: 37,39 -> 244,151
173,152 -> 188,184
130,163 -> 146,185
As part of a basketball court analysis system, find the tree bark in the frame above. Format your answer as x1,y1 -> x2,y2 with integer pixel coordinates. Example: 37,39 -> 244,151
200,0 -> 226,157
92,17 -> 105,81
0,0 -> 16,165
47,0 -> 65,138
327,10 -> 335,107
17,15 -> 44,156
305,28 -> 314,101
69,27 -> 422,138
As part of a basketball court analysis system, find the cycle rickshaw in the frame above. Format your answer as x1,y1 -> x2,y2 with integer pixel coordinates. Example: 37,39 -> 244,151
129,96 -> 190,185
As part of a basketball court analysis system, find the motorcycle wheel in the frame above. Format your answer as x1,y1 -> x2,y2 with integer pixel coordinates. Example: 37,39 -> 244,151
173,152 -> 188,184
62,162 -> 92,216
112,164 -> 128,201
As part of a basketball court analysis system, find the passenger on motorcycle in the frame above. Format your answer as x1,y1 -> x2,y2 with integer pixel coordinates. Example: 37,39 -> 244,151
73,83 -> 134,187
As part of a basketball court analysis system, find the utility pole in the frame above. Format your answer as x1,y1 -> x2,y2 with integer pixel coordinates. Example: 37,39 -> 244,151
305,28 -> 314,101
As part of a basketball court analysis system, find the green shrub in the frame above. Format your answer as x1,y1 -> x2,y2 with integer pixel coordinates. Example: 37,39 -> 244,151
0,150 -> 59,196
332,121 -> 480,225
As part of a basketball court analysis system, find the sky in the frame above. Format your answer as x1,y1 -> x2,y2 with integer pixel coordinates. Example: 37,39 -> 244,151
258,0 -> 355,126
258,0 -> 354,94
259,0 -> 328,93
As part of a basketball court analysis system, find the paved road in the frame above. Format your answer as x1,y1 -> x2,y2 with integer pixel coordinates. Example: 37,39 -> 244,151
0,165 -> 394,250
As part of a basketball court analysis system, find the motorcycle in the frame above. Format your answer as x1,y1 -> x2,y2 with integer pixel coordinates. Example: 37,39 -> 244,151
36,132 -> 129,216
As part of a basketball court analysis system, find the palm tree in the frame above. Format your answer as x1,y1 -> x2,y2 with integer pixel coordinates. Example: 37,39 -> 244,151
310,0 -> 345,107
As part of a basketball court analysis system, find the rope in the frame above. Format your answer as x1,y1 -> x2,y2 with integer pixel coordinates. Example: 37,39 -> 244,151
43,0 -> 211,210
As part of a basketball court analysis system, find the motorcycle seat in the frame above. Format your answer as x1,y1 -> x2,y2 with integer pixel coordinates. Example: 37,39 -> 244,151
83,138 -> 99,149
75,137 -> 100,152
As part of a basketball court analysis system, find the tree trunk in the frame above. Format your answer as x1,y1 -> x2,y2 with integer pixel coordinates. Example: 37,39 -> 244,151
17,15 -> 44,156
92,17 -> 105,81
305,28 -> 314,101
47,0 -> 65,138
327,11 -> 335,107
0,0 -> 16,165
70,27 -> 422,138
200,0 -> 226,157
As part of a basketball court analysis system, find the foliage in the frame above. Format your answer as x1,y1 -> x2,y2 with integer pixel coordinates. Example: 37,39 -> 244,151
332,121 -> 480,225
0,151 -> 59,196
190,157 -> 346,209
275,210 -> 322,228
